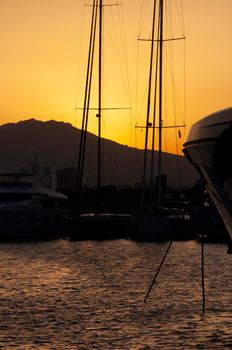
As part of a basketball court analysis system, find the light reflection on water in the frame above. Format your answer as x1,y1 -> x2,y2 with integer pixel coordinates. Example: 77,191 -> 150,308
0,239 -> 231,349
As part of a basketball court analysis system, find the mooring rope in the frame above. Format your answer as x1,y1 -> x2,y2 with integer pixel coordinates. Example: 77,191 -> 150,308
201,234 -> 205,314
144,240 -> 173,303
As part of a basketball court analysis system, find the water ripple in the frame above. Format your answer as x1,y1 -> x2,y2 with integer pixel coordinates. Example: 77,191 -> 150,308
0,239 -> 230,348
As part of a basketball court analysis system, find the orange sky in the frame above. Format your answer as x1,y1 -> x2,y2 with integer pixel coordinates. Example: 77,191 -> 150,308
1,0 -> 232,155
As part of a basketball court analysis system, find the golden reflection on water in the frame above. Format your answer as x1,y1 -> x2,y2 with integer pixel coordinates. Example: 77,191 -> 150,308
0,239 -> 231,349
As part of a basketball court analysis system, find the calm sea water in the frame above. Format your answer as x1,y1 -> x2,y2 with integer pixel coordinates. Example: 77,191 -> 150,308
0,238 -> 231,349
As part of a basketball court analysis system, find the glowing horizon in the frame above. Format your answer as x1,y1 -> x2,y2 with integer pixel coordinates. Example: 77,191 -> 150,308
1,0 -> 232,155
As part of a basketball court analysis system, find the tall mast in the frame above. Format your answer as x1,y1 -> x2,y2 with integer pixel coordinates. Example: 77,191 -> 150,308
138,0 -> 185,207
97,0 -> 103,189
158,0 -> 163,206
76,1 -> 126,193
141,0 -> 157,210
76,0 -> 98,194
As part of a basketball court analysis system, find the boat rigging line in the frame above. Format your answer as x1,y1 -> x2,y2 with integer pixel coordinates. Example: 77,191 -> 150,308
75,0 -> 98,194
137,0 -> 186,209
144,237 -> 206,316
144,240 -> 173,303
75,0 -> 132,193
201,234 -> 205,314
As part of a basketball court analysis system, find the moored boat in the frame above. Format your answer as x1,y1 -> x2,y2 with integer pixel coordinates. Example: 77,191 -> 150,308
133,0 -> 190,242
67,212 -> 136,241
182,107 -> 232,245
0,171 -> 68,241
67,0 -> 136,241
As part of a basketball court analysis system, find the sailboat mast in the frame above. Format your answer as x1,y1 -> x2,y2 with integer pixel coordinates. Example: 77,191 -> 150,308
76,0 -> 98,194
158,0 -> 163,206
141,0 -> 157,210
97,0 -> 103,189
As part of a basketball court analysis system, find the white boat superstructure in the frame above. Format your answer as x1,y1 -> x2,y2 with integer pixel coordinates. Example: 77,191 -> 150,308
183,107 -> 232,241
0,172 -> 68,240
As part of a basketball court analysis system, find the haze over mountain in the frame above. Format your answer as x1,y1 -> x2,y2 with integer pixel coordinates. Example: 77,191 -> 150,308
0,119 -> 198,188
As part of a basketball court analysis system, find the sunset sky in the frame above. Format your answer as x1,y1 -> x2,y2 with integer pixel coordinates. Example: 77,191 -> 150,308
1,0 -> 232,155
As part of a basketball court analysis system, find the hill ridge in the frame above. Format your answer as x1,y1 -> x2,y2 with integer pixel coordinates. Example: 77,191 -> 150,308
0,118 -> 198,188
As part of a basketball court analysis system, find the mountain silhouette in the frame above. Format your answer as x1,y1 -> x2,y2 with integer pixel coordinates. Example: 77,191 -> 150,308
0,118 -> 198,188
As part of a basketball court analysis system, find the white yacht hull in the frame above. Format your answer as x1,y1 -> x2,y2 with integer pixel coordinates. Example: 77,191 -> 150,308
0,173 -> 68,241
183,107 -> 232,240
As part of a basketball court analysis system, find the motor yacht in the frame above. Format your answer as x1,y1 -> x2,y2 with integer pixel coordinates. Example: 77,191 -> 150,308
0,172 -> 68,240
182,107 -> 232,244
